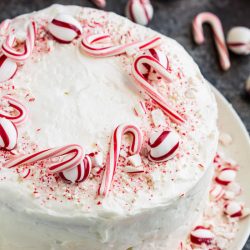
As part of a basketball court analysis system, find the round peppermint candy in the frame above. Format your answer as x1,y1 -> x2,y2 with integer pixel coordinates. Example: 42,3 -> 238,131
0,118 -> 18,151
48,14 -> 83,43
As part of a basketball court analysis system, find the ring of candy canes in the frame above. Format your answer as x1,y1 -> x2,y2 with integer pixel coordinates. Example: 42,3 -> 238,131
80,34 -> 161,57
0,19 -> 11,36
98,123 -> 143,196
91,0 -> 106,8
126,0 -> 154,26
0,95 -> 28,126
0,54 -> 18,83
0,118 -> 18,151
132,55 -> 185,124
190,226 -> 214,246
192,12 -> 230,71
48,14 -> 82,44
4,144 -> 84,174
2,21 -> 36,61
59,155 -> 92,183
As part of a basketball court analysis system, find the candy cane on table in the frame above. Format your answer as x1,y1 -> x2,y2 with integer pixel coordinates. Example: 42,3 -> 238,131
91,0 -> 106,8
192,12 -> 230,71
4,144 -> 84,174
132,55 -> 185,124
98,123 -> 143,197
80,34 -> 161,57
0,19 -> 11,36
0,95 -> 28,126
2,21 -> 36,61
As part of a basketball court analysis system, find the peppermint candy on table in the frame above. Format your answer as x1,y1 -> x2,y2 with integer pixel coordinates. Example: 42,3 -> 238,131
0,54 -> 18,83
192,12 -> 230,71
148,130 -> 179,162
0,95 -> 28,126
80,33 -> 161,57
126,0 -> 154,26
0,118 -> 18,151
124,165 -> 144,174
227,27 -> 250,55
2,21 -> 36,62
98,123 -> 143,196
209,184 -> 225,201
190,226 -> 214,246
60,155 -> 92,183
224,201 -> 250,219
132,55 -> 185,124
215,167 -> 237,186
48,14 -> 82,43
4,144 -> 84,174
91,0 -> 106,8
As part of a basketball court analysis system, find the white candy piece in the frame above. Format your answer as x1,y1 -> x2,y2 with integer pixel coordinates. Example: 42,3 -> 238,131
224,201 -> 250,219
215,168 -> 237,185
134,101 -> 147,117
127,153 -> 142,167
126,0 -> 154,26
48,14 -> 83,43
151,109 -> 166,127
59,155 -> 91,183
124,165 -> 144,174
0,118 -> 18,150
91,152 -> 103,168
148,130 -> 179,162
0,55 -> 17,83
227,27 -> 250,55
209,184 -> 225,201
190,226 -> 214,246
219,132 -> 232,146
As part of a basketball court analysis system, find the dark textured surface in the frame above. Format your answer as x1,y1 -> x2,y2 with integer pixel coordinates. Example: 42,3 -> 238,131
0,0 -> 249,249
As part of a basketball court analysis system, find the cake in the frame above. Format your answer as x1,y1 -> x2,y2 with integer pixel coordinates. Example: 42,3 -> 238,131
0,4 -> 218,250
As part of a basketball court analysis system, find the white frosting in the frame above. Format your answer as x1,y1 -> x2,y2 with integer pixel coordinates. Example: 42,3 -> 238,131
0,4 -> 218,250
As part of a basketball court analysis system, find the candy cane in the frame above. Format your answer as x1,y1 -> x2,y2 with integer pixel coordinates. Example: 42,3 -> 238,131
80,34 -> 161,57
132,55 -> 185,124
99,123 -> 143,196
2,21 -> 36,61
4,144 -> 84,173
192,12 -> 230,71
91,0 -> 106,8
0,95 -> 28,126
0,54 -> 18,83
0,19 -> 11,36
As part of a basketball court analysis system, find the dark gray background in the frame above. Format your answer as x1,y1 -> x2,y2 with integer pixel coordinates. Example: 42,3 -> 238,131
0,0 -> 249,249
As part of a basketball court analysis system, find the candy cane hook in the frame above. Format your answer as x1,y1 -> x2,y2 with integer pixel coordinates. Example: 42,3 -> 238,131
99,123 -> 143,196
132,55 -> 185,124
192,12 -> 230,71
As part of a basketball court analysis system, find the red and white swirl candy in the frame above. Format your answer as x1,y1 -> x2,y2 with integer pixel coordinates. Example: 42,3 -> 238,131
227,26 -> 250,55
190,226 -> 214,246
0,54 -> 17,83
224,201 -> 250,219
2,21 -> 36,61
0,118 -> 18,151
4,144 -> 84,174
126,0 -> 153,26
215,167 -> 237,186
60,155 -> 92,183
80,33 -> 161,57
148,130 -> 179,162
132,55 -> 185,124
99,123 -> 143,196
192,12 -> 230,71
0,95 -> 28,126
48,14 -> 82,43
91,0 -> 106,8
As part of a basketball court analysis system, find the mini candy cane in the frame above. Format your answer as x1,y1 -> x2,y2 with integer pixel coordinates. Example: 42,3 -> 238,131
190,226 -> 214,246
99,123 -> 143,196
209,184 -> 225,201
215,167 -> 237,186
60,155 -> 92,183
192,12 -> 230,71
132,55 -> 185,124
0,118 -> 18,151
0,54 -> 18,83
224,201 -> 250,219
80,34 -> 161,57
0,95 -> 28,126
0,19 -> 11,36
2,21 -> 36,61
4,144 -> 84,174
91,0 -> 106,8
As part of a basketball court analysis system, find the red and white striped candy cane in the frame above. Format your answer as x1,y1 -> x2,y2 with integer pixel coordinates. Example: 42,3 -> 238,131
192,12 -> 230,71
0,54 -> 18,83
80,34 -> 161,57
0,95 -> 28,126
99,123 -> 143,196
132,55 -> 185,124
2,21 -> 36,61
91,0 -> 106,8
4,144 -> 84,174
0,19 -> 11,36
